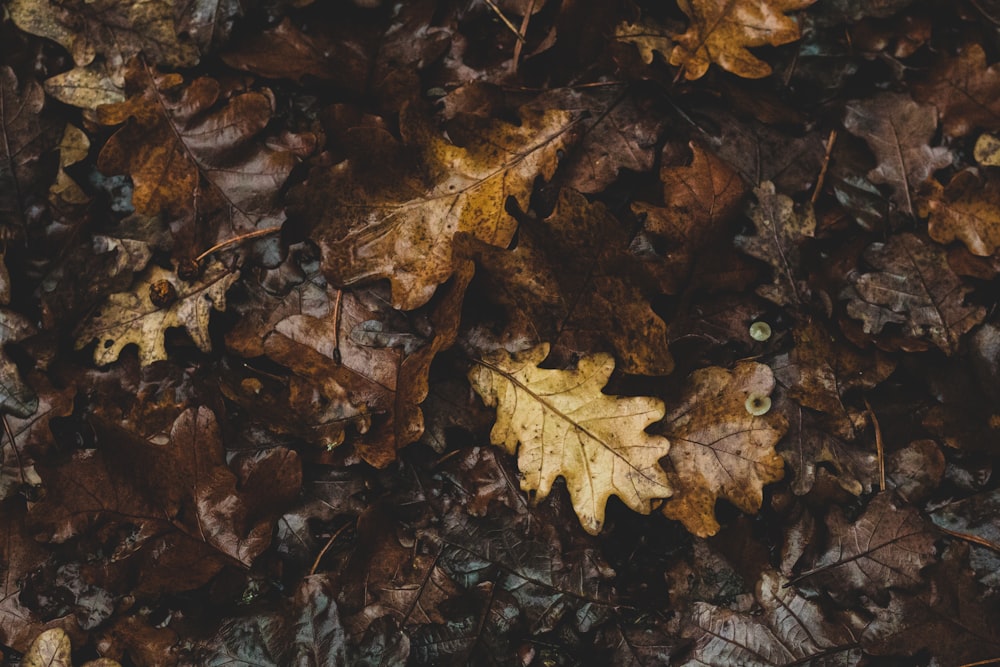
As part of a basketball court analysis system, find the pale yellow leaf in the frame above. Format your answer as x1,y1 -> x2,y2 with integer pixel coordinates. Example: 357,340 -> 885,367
23,628 -> 71,667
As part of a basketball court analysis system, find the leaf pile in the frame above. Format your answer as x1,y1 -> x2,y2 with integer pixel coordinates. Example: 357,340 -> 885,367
3,0 -> 1000,665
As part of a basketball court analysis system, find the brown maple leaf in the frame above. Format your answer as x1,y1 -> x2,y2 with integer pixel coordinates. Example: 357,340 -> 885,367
919,169 -> 1000,257
912,44 -> 1000,138
843,92 -> 952,217
291,103 -> 576,311
669,0 -> 816,80
661,362 -> 787,537
842,233 -> 985,355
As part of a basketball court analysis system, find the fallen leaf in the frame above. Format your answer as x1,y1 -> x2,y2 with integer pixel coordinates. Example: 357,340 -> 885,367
23,628 -> 71,667
468,344 -> 672,535
669,0 -> 816,80
681,570 -> 863,666
615,21 -> 674,65
912,44 -> 1000,138
771,319 -> 895,439
734,181 -> 816,307
794,492 -> 936,601
661,362 -> 787,537
42,62 -> 124,111
291,103 -> 576,310
777,405 -> 877,497
75,260 -> 238,366
0,309 -> 39,418
460,188 -> 673,375
843,92 -> 952,216
842,233 -> 985,354
918,169 -> 1000,256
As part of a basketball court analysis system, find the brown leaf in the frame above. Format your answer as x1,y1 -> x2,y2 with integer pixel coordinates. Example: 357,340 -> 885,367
919,168 -> 1000,256
291,103 -> 576,310
0,309 -> 38,418
96,62 -> 315,260
469,344 -> 672,535
460,188 -> 673,375
734,181 -> 816,307
683,570 -> 863,665
912,44 -> 1000,138
843,92 -> 952,216
75,260 -> 239,366
794,492 -> 936,601
842,233 -> 985,354
614,21 -> 674,65
772,319 -> 895,439
661,362 -> 787,537
669,0 -> 816,80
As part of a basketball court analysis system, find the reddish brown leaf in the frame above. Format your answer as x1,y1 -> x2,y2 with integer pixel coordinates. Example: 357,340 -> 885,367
912,43 -> 1000,138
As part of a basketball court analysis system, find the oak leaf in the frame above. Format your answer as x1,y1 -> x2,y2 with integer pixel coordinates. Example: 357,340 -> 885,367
661,362 -> 787,537
291,104 -> 576,310
912,44 -> 1000,138
843,93 -> 952,216
669,0 -> 816,80
919,169 -> 1000,257
468,344 -> 672,535
75,260 -> 238,366
734,181 -> 815,307
615,21 -> 674,65
777,405 -> 877,497
842,233 -> 985,354
459,189 -> 673,375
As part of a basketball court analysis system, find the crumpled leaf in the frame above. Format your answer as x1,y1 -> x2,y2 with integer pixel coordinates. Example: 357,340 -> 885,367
794,492 -> 937,601
75,260 -> 238,366
661,362 -> 787,537
669,0 -> 816,80
919,168 -> 1000,256
633,142 -> 747,293
468,343 -> 672,535
913,44 -> 1000,138
680,570 -> 863,667
292,103 -> 576,310
842,233 -> 985,354
734,181 -> 816,307
772,319 -> 895,439
460,189 -> 673,375
96,61 -> 315,259
843,93 -> 952,216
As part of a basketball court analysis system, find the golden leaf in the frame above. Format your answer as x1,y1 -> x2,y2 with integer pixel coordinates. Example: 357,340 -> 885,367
469,344 -> 672,535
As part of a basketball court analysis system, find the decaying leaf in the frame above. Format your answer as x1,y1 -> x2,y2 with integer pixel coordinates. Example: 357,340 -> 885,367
772,319 -> 895,439
843,93 -> 952,216
460,189 -> 673,375
794,492 -> 936,601
468,344 -> 672,535
670,0 -> 816,80
292,103 -> 576,310
615,21 -> 674,65
681,570 -> 863,666
842,233 -> 985,354
0,309 -> 39,418
913,44 -> 1000,138
919,169 -> 1000,256
777,405 -> 877,497
661,362 -> 787,537
734,181 -> 815,307
75,260 -> 238,366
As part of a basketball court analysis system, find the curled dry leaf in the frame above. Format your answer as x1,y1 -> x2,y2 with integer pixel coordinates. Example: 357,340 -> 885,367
734,181 -> 815,307
843,93 -> 952,216
919,169 -> 1000,256
912,44 -> 1000,138
842,233 -> 985,354
670,0 -> 816,80
661,362 -> 787,537
468,343 -> 672,535
75,260 -> 238,366
291,103 -> 576,310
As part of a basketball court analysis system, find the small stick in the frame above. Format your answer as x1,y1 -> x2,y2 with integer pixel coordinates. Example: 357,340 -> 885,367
511,0 -> 537,74
1,414 -> 27,487
194,227 -> 281,265
863,397 -> 886,491
483,0 -> 525,43
309,521 -> 353,576
811,129 -> 838,205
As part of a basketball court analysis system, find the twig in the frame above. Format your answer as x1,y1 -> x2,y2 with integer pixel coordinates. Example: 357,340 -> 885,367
935,525 -> 1000,554
811,129 -> 838,205
863,397 -> 886,491
483,0 -> 525,43
194,227 -> 281,264
309,521 -> 353,576
331,289 -> 343,365
958,658 -> 1000,667
1,414 -> 27,487
511,0 -> 537,74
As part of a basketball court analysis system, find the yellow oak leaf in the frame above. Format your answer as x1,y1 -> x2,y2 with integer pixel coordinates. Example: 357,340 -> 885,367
670,0 -> 815,80
919,169 -> 1000,257
469,344 -> 672,535
293,104 -> 577,310
661,362 -> 787,537
615,21 -> 673,65
76,260 -> 238,366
